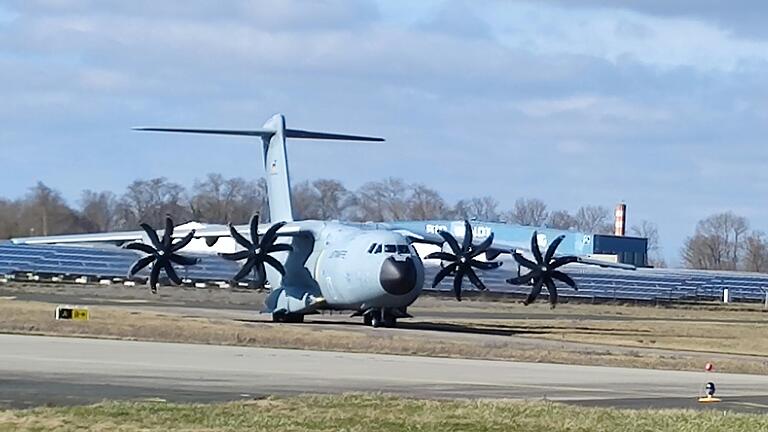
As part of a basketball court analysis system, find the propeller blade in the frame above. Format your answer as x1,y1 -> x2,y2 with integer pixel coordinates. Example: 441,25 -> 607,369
162,216 -> 174,248
544,278 -> 558,307
523,279 -> 543,305
228,224 -> 252,249
204,236 -> 219,247
544,235 -> 565,263
170,254 -> 198,266
552,270 -> 577,290
432,262 -> 458,288
461,220 -> 473,253
267,243 -> 293,253
125,242 -> 155,255
437,230 -> 461,255
551,256 -> 578,268
506,275 -> 532,285
170,230 -> 196,252
453,267 -> 466,301
512,252 -> 539,270
253,261 -> 267,286
233,256 -> 256,281
261,221 -> 286,249
531,231 -> 543,264
249,213 -> 260,245
149,264 -> 161,293
140,223 -> 162,249
425,251 -> 457,262
470,259 -> 502,270
466,267 -> 486,291
164,261 -> 183,285
470,232 -> 494,258
263,254 -> 286,276
128,255 -> 154,277
219,250 -> 250,261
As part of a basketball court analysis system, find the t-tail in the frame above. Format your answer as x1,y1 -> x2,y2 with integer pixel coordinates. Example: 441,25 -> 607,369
134,114 -> 384,223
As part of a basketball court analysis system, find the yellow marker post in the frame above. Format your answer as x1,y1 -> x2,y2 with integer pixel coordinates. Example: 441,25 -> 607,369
55,305 -> 90,321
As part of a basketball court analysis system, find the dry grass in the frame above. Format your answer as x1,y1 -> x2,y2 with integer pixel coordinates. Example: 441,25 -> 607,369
3,298 -> 768,374
2,394 -> 768,432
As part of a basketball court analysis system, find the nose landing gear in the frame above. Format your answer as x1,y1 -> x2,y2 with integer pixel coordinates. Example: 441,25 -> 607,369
363,309 -> 397,328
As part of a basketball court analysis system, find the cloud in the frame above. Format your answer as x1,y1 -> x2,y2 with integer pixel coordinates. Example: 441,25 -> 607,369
1,0 -> 768,264
530,0 -> 768,39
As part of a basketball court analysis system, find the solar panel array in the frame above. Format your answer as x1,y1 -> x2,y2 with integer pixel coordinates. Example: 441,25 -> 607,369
2,243 -> 767,303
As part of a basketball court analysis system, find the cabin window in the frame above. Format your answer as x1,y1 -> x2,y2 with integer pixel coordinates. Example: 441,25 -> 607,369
397,245 -> 409,254
384,244 -> 397,253
374,244 -> 382,254
367,243 -> 377,253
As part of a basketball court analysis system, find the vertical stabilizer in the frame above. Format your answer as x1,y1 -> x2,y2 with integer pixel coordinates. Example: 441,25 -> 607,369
133,115 -> 384,224
262,114 -> 294,222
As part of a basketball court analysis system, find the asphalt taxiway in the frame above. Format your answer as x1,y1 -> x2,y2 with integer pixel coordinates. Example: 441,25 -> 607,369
2,334 -> 768,412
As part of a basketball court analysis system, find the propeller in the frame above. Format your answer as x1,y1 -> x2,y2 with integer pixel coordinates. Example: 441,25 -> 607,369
506,231 -> 578,307
425,220 -> 502,301
125,216 -> 199,293
219,213 -> 293,286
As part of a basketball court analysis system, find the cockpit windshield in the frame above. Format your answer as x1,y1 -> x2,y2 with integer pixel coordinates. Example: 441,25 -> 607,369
367,243 -> 411,255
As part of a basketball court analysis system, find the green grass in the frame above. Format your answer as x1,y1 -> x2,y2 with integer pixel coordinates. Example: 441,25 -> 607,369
1,394 -> 767,432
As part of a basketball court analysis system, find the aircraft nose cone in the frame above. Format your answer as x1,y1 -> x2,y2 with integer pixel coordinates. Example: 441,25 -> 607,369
379,256 -> 418,295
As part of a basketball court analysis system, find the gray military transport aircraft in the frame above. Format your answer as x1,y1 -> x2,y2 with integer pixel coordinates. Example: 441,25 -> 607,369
12,114 -> 632,327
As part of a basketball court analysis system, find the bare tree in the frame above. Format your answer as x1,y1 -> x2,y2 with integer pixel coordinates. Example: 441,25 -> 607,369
291,180 -> 321,220
407,184 -> 449,220
80,190 -> 118,232
18,182 -> 85,236
354,177 -> 409,221
631,220 -> 665,267
506,198 -> 548,226
453,196 -> 498,221
575,205 -> 613,234
743,231 -> 768,273
681,212 -> 749,271
116,177 -> 190,228
190,174 -> 267,224
547,210 -> 578,230
312,179 -> 353,220
0,198 -> 21,239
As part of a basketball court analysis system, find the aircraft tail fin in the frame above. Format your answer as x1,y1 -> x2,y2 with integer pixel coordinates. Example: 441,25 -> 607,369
134,114 -> 384,223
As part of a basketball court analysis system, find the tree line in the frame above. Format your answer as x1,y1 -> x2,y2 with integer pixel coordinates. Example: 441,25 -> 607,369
681,212 -> 768,273
1,174 -> 628,238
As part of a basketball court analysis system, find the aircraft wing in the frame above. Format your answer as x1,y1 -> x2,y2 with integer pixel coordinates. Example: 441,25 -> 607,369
385,221 -> 636,270
11,222 -> 306,247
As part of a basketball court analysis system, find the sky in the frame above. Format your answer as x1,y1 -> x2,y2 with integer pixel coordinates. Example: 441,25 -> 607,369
2,0 -> 768,264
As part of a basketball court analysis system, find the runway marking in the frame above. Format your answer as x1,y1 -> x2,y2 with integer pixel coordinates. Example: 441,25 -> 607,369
0,296 -> 16,300
108,299 -> 150,304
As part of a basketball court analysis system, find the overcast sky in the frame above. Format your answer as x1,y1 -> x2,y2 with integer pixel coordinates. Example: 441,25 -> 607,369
2,0 -> 768,264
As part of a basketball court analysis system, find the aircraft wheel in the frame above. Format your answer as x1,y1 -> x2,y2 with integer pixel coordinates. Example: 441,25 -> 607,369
371,314 -> 383,328
363,314 -> 373,326
383,314 -> 397,328
272,312 -> 304,323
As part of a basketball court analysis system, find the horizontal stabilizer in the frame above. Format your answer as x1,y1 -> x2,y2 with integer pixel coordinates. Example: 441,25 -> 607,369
133,127 -> 384,142
285,128 -> 384,142
132,127 -> 275,138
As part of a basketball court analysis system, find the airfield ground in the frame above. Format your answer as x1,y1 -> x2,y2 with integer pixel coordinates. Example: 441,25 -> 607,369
2,281 -> 768,427
1,282 -> 768,374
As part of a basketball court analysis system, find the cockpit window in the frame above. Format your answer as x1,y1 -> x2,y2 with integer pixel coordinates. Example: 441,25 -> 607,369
384,244 -> 397,253
367,243 -> 377,253
397,245 -> 409,254
374,244 -> 382,254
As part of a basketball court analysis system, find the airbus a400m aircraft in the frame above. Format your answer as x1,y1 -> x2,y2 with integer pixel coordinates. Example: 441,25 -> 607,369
14,114 -> 631,327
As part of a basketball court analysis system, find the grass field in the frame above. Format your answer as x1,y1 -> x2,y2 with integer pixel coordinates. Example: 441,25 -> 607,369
1,394 -> 766,432
2,297 -> 768,374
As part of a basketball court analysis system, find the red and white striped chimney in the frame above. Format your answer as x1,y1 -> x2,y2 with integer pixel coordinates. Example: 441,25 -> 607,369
614,202 -> 626,236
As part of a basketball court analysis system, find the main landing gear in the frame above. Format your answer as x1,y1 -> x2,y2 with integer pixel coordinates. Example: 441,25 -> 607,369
272,311 -> 304,323
363,309 -> 397,328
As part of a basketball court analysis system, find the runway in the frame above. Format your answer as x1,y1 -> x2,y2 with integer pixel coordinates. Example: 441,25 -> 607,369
3,334 -> 768,412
